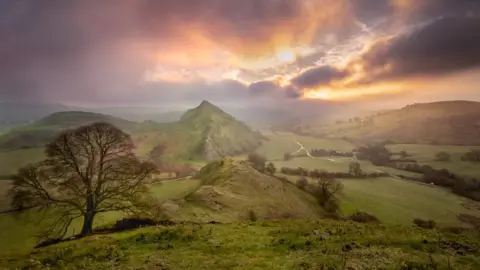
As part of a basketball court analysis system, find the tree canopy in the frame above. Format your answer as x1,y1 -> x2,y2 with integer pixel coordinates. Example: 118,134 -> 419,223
10,122 -> 157,239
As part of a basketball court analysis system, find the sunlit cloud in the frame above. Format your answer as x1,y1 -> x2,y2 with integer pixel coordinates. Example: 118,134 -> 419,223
1,0 -> 479,105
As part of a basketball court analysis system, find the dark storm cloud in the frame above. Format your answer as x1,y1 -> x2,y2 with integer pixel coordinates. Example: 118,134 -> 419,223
292,66 -> 350,89
355,16 -> 480,84
248,81 -> 280,96
1,0 -> 479,104
0,0 -> 312,103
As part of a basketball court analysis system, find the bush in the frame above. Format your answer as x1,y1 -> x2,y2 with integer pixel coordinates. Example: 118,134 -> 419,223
113,217 -> 158,231
323,199 -> 340,214
435,151 -> 451,162
413,218 -> 436,229
348,211 -> 380,223
247,210 -> 257,222
296,177 -> 308,190
247,153 -> 266,172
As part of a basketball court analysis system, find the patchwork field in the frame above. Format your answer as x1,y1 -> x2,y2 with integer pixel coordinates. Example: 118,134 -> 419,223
388,144 -> 480,178
255,132 -> 354,160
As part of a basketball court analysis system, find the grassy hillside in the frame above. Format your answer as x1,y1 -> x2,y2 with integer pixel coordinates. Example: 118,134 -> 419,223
177,101 -> 265,160
0,111 -> 137,151
2,220 -> 480,269
170,159 -> 323,222
282,101 -> 480,145
0,178 -> 201,256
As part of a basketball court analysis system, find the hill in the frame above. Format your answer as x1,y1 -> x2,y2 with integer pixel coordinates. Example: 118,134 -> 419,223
0,101 -> 265,168
3,219 -> 479,269
177,101 -> 265,160
0,111 -> 137,151
172,159 -> 322,221
288,101 -> 480,145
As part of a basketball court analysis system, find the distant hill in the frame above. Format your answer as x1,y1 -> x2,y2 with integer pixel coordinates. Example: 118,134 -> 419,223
0,101 -> 265,162
0,102 -> 75,124
0,111 -> 136,151
176,159 -> 322,221
292,101 -> 480,145
177,101 -> 265,160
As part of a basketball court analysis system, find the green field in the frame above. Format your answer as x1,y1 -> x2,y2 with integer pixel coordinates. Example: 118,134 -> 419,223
0,179 -> 201,256
339,177 -> 480,226
388,144 -> 480,178
255,132 -> 354,160
0,148 -> 45,179
272,156 -> 422,178
277,173 -> 480,226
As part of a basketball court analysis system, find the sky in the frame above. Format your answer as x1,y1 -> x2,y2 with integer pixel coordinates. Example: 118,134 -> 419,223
0,0 -> 479,108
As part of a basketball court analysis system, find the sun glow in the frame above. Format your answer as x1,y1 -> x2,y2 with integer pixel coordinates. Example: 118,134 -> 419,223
276,49 -> 296,63
304,89 -> 331,99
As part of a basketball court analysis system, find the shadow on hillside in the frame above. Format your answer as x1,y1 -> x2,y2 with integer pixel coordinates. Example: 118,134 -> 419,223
34,218 -> 222,249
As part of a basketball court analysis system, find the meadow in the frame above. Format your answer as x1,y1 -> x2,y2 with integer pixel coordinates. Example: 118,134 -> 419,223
255,132 -> 354,160
4,219 -> 480,269
265,134 -> 480,226
388,144 -> 480,178
0,178 -> 201,256
0,148 -> 45,179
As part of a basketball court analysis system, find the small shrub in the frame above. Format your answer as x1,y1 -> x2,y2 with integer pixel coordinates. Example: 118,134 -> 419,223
296,177 -> 308,190
247,210 -> 257,222
348,211 -> 380,223
324,199 -> 340,214
435,151 -> 451,162
113,217 -> 157,231
413,218 -> 436,229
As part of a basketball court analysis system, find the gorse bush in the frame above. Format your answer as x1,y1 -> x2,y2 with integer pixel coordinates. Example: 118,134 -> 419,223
348,211 -> 380,223
413,218 -> 436,229
296,177 -> 308,190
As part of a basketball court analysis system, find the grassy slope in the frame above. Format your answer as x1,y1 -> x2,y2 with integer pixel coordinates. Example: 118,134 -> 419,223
0,179 -> 201,256
290,101 -> 480,146
3,220 -> 480,269
0,111 -> 137,151
277,173 -> 480,226
339,178 -> 480,226
388,144 -> 480,178
0,148 -> 45,179
172,159 -> 323,222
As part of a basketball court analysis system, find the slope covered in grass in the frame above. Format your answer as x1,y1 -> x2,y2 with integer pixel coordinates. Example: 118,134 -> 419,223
2,220 -> 479,269
0,111 -> 137,151
288,101 -> 480,145
173,159 -> 323,222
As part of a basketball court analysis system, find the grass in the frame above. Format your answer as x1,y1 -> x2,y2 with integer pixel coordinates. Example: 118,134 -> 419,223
254,132 -> 354,160
278,173 -> 480,226
0,179 -> 201,256
388,144 -> 480,178
272,156 -> 422,179
339,177 -> 480,226
0,148 -> 45,179
2,219 -> 480,269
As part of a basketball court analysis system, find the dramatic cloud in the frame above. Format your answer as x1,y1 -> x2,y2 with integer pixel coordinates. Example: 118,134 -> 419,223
0,0 -> 479,105
292,66 -> 350,89
356,16 -> 480,83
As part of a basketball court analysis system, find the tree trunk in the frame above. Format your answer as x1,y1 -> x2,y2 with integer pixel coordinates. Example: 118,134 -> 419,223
80,195 -> 96,236
80,212 -> 95,236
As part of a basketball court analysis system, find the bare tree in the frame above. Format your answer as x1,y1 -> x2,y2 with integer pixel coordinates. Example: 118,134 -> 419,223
10,122 -> 157,239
